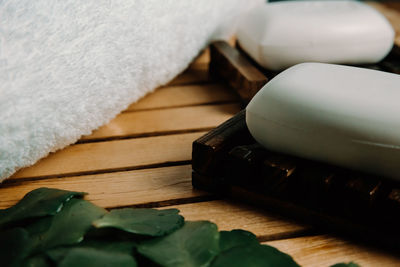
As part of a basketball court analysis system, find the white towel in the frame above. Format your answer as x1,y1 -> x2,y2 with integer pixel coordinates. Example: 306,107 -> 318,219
0,0 -> 263,182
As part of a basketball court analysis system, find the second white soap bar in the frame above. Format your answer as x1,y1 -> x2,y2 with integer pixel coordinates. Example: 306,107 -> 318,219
246,63 -> 400,179
237,0 -> 395,71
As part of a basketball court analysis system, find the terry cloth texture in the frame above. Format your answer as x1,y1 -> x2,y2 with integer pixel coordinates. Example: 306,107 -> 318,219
0,0 -> 263,182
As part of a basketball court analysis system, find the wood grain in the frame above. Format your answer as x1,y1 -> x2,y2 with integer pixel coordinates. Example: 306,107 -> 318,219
2,165 -> 208,209
165,200 -> 310,240
11,132 -> 205,180
126,83 -> 239,112
191,48 -> 210,66
266,235 -> 400,267
167,63 -> 209,86
83,104 -> 241,141
0,183 -> 309,243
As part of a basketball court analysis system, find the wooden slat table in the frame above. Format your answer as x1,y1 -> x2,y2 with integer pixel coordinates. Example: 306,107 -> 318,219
2,2 -> 400,266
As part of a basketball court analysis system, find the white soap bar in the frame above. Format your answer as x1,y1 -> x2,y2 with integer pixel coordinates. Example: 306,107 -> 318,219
246,63 -> 400,179
237,0 -> 395,71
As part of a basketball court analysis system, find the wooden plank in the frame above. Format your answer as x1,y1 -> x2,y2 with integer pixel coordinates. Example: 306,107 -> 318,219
126,83 -> 238,112
83,104 -> 241,141
0,175 -> 309,241
266,235 -> 400,267
11,132 -> 205,180
191,48 -> 210,66
1,165 -> 209,209
165,200 -> 310,240
167,63 -> 209,86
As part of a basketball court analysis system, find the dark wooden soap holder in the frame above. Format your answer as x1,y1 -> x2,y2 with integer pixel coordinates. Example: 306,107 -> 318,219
193,41 -> 400,249
192,110 -> 400,250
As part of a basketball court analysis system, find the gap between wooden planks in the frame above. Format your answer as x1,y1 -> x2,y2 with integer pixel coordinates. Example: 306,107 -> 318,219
10,77 -> 241,179
2,165 -> 201,208
6,161 -> 400,266
10,103 -> 240,179
164,200 -> 310,242
82,103 -> 241,141
0,164 -> 311,242
125,83 -> 238,112
10,132 -> 205,180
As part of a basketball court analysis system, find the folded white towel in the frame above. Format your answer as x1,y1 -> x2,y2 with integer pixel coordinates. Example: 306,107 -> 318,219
0,0 -> 262,182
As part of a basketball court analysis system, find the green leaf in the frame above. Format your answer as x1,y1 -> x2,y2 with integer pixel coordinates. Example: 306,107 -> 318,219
210,244 -> 300,267
0,187 -> 85,229
22,255 -> 51,267
28,198 -> 107,252
56,247 -> 137,267
80,239 -> 137,254
137,221 -> 219,267
330,263 -> 360,267
46,240 -> 137,262
93,208 -> 184,237
219,229 -> 259,252
0,227 -> 32,267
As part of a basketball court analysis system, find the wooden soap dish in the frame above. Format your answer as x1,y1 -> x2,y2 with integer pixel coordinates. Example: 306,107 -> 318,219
193,41 -> 400,249
192,110 -> 400,250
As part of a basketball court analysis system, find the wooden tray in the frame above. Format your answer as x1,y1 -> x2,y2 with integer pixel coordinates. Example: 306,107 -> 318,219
193,40 -> 400,249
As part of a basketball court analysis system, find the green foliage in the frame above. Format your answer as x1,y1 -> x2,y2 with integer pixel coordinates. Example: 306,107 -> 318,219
54,247 -> 137,267
0,187 -> 85,229
137,221 -> 220,267
27,198 -> 107,253
0,187 -> 360,267
210,244 -> 300,267
209,229 -> 299,267
0,227 -> 32,267
218,229 -> 259,252
46,239 -> 137,262
93,208 -> 184,237
22,255 -> 51,267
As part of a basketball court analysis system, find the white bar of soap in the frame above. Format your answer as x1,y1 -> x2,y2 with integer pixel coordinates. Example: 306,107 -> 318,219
237,0 -> 395,71
246,63 -> 400,179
